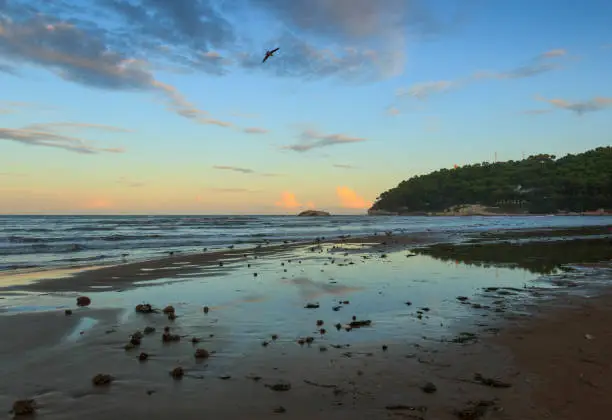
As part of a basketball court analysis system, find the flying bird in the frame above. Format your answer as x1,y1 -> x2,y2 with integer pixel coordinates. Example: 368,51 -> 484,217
262,47 -> 280,63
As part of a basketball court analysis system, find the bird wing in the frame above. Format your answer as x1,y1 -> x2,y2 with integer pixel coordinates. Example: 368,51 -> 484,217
271,47 -> 280,53
262,54 -> 269,63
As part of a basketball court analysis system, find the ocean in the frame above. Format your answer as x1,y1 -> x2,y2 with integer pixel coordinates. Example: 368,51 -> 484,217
1,215 -> 610,272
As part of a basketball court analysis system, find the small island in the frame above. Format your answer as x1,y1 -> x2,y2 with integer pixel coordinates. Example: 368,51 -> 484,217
297,210 -> 331,217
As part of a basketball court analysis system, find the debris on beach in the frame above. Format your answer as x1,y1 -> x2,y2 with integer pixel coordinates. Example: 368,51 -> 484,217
316,320 -> 324,326
92,373 -> 114,386
405,301 -> 412,306
76,296 -> 91,307
382,344 -> 388,351
585,333 -> 595,340
262,340 -> 270,347
191,337 -> 201,343
304,303 -> 320,309
65,309 -> 73,315
135,303 -> 155,313
170,367 -> 184,379
271,334 -> 279,340
203,306 -> 210,314
162,305 -> 175,314
421,382 -> 437,394
457,296 -> 469,302
265,381 -> 291,391
273,406 -> 287,413
451,332 -> 478,344
332,305 -> 342,311
143,326 -> 156,334
194,348 -> 210,359
219,375 -> 231,380
138,352 -> 149,361
11,399 -> 36,416
168,313 -> 177,321
473,373 -> 512,388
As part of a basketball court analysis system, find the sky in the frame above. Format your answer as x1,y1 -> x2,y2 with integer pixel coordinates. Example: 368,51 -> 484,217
1,0 -> 611,215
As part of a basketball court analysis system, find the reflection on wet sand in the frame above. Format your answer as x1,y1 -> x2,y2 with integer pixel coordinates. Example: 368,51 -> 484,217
281,276 -> 364,301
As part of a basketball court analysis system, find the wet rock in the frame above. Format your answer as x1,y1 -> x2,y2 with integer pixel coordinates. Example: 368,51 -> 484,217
76,296 -> 91,307
253,272 -> 258,277
191,337 -> 201,344
130,335 -> 141,346
405,301 -> 412,306
262,341 -> 270,347
452,332 -> 478,344
143,326 -> 156,334
457,296 -> 469,302
453,400 -> 497,419
170,367 -> 184,379
92,373 -> 114,386
319,345 -> 328,352
382,345 -> 388,351
319,328 -> 326,335
135,303 -> 154,313
266,381 -> 291,391
203,306 -> 210,314
138,352 -> 149,361
273,406 -> 287,413
304,303 -> 320,309
349,320 -> 372,328
11,399 -> 36,416
271,334 -> 279,340
421,382 -> 437,394
162,332 -> 180,342
342,300 -> 350,305
385,404 -> 427,413
124,342 -> 137,351
219,375 -> 231,380
132,331 -> 144,340
332,305 -> 342,311
471,303 -> 483,309
162,305 -> 175,314
316,320 -> 324,326
335,323 -> 342,331
65,309 -> 72,315
168,313 -> 177,321
305,336 -> 314,344
473,373 -> 512,388
194,348 -> 210,359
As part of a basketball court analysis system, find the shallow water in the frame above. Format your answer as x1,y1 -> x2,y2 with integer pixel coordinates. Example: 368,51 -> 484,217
1,214 -> 610,271
0,244 -> 570,358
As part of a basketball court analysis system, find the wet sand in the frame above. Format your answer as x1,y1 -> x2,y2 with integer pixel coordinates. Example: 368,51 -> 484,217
1,227 -> 611,419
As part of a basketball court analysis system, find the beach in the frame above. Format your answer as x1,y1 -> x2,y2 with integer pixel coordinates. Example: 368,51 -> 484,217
1,218 -> 611,419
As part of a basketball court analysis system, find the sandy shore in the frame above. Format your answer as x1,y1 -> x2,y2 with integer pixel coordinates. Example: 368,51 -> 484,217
1,226 -> 611,419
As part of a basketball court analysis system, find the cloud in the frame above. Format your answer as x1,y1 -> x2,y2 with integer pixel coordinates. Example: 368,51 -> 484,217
392,48 -> 569,107
0,12 -> 231,126
536,95 -> 612,115
213,165 -> 255,174
243,127 -> 269,134
1,0 -> 473,84
0,127 -> 125,154
275,191 -> 302,209
25,122 -> 132,133
336,186 -> 372,209
0,61 -> 17,74
333,163 -> 354,169
283,129 -> 366,152
397,80 -> 455,100
386,106 -> 400,116
117,177 -> 144,187
521,109 -> 552,115
207,187 -> 260,193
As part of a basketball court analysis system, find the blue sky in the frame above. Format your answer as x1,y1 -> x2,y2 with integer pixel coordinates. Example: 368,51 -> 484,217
0,0 -> 611,214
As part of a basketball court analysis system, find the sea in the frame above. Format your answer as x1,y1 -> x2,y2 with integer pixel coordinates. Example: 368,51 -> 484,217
0,215 -> 610,272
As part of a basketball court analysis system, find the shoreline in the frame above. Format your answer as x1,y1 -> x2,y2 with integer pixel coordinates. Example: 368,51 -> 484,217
0,227 -> 611,418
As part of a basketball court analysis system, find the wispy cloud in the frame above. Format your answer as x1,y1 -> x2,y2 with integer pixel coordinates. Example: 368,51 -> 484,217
207,187 -> 260,193
213,165 -> 255,174
521,109 -> 552,115
535,95 -> 612,115
336,186 -> 371,209
386,106 -> 400,116
117,177 -> 144,187
393,49 -> 569,106
243,127 -> 269,134
25,122 -> 132,133
283,129 -> 366,152
333,163 -> 354,169
0,14 -> 232,127
397,80 -> 456,100
0,127 -> 125,154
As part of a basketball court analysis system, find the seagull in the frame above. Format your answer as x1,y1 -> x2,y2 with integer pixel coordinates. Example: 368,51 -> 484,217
262,47 -> 279,63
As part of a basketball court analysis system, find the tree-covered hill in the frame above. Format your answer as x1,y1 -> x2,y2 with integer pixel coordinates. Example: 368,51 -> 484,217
370,147 -> 612,214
